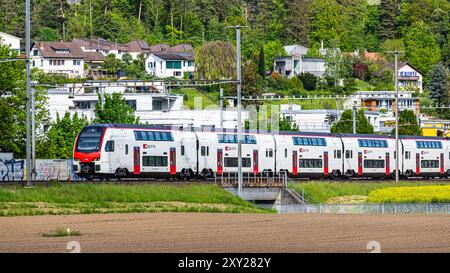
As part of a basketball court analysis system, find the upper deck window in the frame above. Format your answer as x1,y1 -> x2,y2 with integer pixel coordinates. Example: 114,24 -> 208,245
218,134 -> 257,144
358,139 -> 388,148
416,141 -> 442,149
134,131 -> 174,142
293,137 -> 327,146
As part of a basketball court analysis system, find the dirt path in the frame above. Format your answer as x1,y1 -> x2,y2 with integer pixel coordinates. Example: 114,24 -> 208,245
0,213 -> 449,253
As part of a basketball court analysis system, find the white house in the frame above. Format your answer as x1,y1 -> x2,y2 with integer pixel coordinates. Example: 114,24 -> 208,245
274,44 -> 326,78
375,61 -> 423,92
145,52 -> 195,79
30,41 -> 85,78
0,32 -> 21,52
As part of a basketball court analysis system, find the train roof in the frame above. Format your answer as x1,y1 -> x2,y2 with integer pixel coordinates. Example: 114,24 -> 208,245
85,124 -> 449,140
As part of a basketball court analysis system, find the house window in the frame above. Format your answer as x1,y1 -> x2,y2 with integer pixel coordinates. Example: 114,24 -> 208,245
188,61 -> 194,67
152,100 -> 163,111
73,60 -> 81,66
148,62 -> 153,68
166,61 -> 182,69
173,71 -> 182,77
33,50 -> 38,56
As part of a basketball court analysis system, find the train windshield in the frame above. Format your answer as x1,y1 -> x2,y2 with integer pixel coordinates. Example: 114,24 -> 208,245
76,126 -> 104,153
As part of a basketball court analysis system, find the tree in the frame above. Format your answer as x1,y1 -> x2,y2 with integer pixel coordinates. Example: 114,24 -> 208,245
404,21 -> 441,74
331,109 -> 374,134
391,110 -> 421,136
0,44 -> 48,157
308,0 -> 346,49
263,40 -> 286,72
428,62 -> 449,107
103,54 -> 123,76
94,93 -> 139,124
379,0 -> 400,41
258,47 -> 265,79
298,72 -> 317,91
34,27 -> 60,41
380,39 -> 405,62
195,41 -> 236,80
43,112 -> 89,159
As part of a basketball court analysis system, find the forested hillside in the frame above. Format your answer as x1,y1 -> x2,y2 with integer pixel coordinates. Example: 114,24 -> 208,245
1,0 -> 449,69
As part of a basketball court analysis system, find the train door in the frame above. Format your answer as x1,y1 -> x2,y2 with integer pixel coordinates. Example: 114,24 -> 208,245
253,150 -> 259,175
217,149 -> 223,175
416,153 -> 420,175
323,151 -> 329,177
133,147 -> 141,175
385,152 -> 390,177
292,150 -> 298,176
170,148 -> 176,175
440,153 -> 444,175
358,152 -> 363,176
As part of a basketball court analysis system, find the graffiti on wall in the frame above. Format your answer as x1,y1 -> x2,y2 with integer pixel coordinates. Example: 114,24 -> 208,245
0,158 -> 79,182
0,159 -> 25,182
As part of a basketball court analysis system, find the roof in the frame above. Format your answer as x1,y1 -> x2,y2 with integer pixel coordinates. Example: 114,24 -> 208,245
125,40 -> 151,53
284,44 -> 308,55
168,44 -> 194,53
375,61 -> 423,77
72,38 -> 128,51
0,32 -> 21,40
34,41 -> 86,59
82,51 -> 105,62
151,52 -> 194,61
148,43 -> 170,52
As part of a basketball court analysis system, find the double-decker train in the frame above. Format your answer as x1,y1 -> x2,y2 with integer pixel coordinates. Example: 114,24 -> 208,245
73,124 -> 450,180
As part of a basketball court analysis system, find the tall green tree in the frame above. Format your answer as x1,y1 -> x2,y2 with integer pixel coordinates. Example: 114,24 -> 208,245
43,112 -> 89,159
308,0 -> 346,49
391,110 -> 421,136
428,62 -> 449,107
94,93 -> 139,124
331,109 -> 374,134
0,44 -> 48,157
379,0 -> 400,41
404,21 -> 441,74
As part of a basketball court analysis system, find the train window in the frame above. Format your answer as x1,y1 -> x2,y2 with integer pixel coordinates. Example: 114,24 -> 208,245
207,146 -> 210,156
125,144 -> 128,155
405,151 -> 410,159
181,146 -> 185,156
224,157 -> 251,168
134,131 -> 174,142
201,146 -> 206,156
358,139 -> 388,148
142,156 -> 168,167
105,141 -> 114,152
364,160 -> 385,169
345,150 -> 352,159
218,134 -> 257,144
299,159 -> 322,168
285,149 -> 288,158
293,137 -> 327,146
269,149 -> 273,158
421,160 -> 439,168
416,141 -> 442,149
337,150 -> 342,159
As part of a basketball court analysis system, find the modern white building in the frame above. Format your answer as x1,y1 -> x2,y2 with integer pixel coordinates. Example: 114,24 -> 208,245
145,52 -> 195,79
274,44 -> 327,78
46,86 -> 247,129
0,32 -> 21,52
30,41 -> 85,78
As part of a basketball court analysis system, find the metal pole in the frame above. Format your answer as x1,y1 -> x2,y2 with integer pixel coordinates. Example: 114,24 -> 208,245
395,51 -> 399,183
353,105 -> 357,134
236,26 -> 243,196
220,87 -> 224,128
25,0 -> 32,188
31,86 -> 36,181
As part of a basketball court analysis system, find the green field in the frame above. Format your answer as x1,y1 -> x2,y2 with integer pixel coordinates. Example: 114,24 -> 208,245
0,184 -> 269,216
289,182 -> 449,204
172,88 -> 218,109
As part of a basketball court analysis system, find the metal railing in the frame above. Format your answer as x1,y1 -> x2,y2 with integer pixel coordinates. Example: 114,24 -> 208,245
216,171 -> 288,188
276,203 -> 450,214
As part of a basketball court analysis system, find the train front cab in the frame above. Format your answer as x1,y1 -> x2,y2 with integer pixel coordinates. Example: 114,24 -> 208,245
340,135 -> 395,178
274,133 -> 341,179
401,137 -> 448,178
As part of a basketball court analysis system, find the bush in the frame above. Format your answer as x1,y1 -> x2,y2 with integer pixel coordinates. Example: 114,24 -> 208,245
298,72 -> 317,91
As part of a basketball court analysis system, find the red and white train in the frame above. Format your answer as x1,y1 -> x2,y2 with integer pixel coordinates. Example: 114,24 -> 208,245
73,124 -> 450,180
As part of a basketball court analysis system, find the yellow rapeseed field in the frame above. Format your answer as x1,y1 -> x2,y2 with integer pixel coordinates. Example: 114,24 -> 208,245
367,185 -> 450,203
